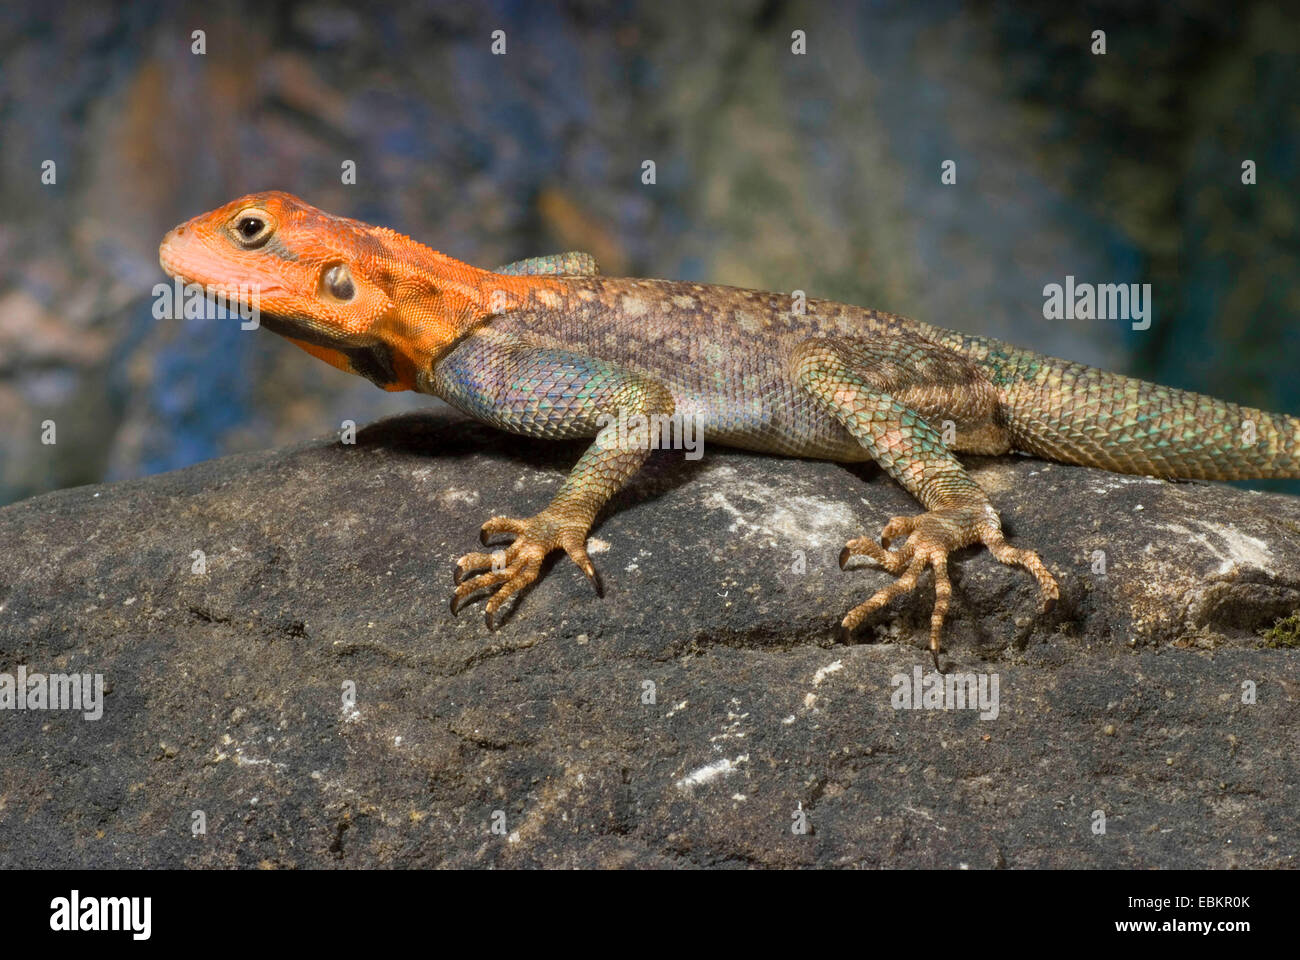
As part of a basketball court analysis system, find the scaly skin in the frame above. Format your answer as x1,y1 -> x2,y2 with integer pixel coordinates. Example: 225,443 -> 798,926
159,192 -> 1300,666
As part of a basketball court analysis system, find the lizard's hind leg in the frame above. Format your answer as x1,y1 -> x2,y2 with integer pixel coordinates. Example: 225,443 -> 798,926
791,336 -> 1058,666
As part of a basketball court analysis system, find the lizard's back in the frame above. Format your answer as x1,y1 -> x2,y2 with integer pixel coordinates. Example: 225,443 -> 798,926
496,275 -> 918,460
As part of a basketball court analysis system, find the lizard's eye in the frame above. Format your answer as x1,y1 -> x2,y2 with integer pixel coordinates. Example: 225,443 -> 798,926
229,209 -> 273,248
322,263 -> 355,302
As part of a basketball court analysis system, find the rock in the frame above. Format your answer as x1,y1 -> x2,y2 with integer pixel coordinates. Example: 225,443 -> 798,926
1,408 -> 1298,867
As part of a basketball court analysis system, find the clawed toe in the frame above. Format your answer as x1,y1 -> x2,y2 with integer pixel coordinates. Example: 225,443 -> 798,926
448,511 -> 604,625
449,555 -> 542,626
838,535 -> 904,572
479,515 -> 528,546
453,550 -> 503,585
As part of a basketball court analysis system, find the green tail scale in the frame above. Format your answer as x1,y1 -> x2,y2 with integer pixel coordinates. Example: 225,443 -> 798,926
925,327 -> 1300,481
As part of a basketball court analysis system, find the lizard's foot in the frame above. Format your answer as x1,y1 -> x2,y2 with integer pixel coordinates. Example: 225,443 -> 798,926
449,511 -> 602,628
838,505 -> 1058,668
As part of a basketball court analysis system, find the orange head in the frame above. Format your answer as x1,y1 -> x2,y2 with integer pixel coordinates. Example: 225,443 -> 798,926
158,191 -> 504,390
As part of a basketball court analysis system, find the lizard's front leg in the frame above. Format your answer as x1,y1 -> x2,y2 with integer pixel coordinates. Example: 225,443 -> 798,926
430,330 -> 675,627
792,336 -> 1059,666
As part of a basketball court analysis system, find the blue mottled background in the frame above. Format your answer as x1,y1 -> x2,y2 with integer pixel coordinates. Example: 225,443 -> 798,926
1,0 -> 1297,504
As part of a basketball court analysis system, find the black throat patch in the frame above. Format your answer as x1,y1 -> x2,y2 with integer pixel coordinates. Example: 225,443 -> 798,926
256,311 -> 397,387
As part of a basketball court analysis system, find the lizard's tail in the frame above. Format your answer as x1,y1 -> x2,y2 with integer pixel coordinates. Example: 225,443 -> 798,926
992,350 -> 1300,481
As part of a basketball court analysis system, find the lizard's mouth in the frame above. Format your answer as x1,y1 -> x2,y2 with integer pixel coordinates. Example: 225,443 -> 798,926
157,224 -> 294,299
157,251 -> 289,300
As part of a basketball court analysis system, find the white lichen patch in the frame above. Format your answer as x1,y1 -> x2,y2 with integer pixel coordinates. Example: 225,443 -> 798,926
698,468 -> 858,547
674,755 -> 748,792
1160,521 -> 1276,576
708,707 -> 750,745
438,487 -> 480,508
1086,474 -> 1166,496
512,468 -> 558,492
812,660 -> 843,685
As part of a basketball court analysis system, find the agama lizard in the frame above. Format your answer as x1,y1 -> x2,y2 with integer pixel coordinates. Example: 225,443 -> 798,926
158,192 -> 1300,666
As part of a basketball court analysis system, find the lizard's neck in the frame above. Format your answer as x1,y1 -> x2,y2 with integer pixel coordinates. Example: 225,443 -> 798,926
369,238 -> 563,387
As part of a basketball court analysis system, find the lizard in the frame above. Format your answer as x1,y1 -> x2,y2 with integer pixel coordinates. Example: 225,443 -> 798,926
158,191 -> 1300,667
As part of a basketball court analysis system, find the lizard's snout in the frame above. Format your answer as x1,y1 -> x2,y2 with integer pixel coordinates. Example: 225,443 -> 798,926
158,224 -> 195,280
158,215 -> 211,280
160,222 -> 193,254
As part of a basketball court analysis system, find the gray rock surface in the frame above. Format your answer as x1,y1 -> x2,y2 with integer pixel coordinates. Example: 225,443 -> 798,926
1,408 -> 1298,868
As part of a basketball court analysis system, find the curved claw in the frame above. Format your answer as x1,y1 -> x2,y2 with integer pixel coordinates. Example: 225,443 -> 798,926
838,546 -> 850,570
562,541 -> 604,597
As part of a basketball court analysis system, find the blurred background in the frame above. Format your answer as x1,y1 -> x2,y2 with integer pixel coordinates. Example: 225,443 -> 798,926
1,0 -> 1297,506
